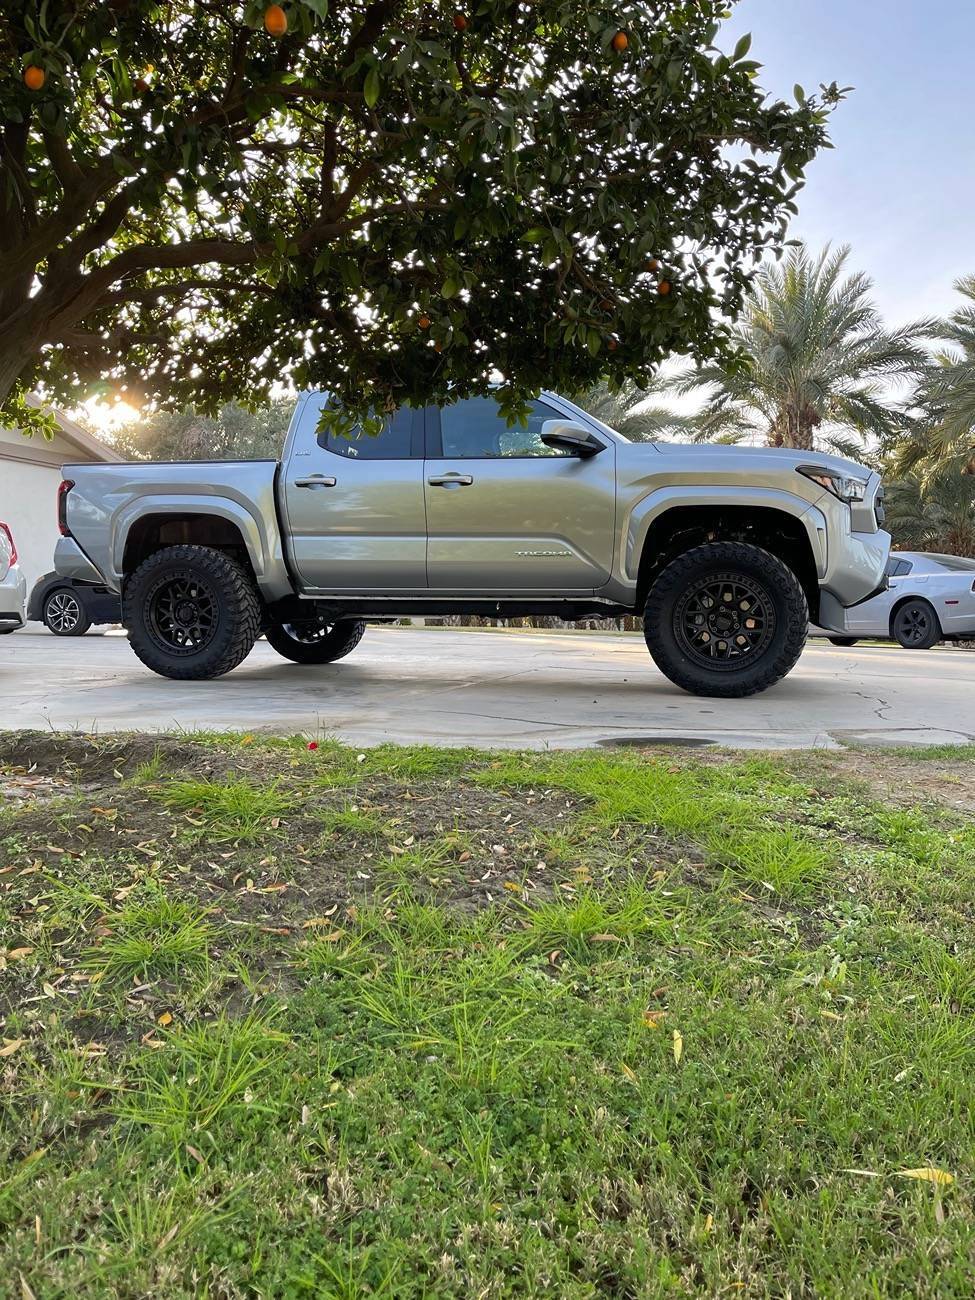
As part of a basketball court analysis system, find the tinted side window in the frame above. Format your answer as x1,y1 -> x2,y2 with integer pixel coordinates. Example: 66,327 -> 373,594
887,558 -> 913,577
317,407 -> 414,459
438,397 -> 572,458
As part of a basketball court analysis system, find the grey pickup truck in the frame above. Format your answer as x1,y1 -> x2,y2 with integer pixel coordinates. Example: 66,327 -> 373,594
55,390 -> 890,697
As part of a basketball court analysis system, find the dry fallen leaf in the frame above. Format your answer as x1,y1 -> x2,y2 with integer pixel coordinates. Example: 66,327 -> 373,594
621,1063 -> 638,1084
672,1029 -> 683,1065
643,1009 -> 667,1029
0,1038 -> 25,1057
7,947 -> 34,961
157,1011 -> 173,1026
897,1167 -> 954,1186
591,933 -> 622,943
502,881 -> 521,894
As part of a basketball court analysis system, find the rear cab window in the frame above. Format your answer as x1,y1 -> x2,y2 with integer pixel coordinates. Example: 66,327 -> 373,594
316,406 -> 419,459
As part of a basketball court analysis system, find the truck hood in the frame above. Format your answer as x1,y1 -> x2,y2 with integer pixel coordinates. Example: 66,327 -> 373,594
649,440 -> 875,481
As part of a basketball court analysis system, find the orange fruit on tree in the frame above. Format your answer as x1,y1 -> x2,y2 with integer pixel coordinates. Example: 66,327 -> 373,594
23,65 -> 46,91
611,30 -> 629,52
418,314 -> 431,330
646,257 -> 660,272
607,337 -> 619,351
657,280 -> 672,296
264,4 -> 288,36
453,13 -> 468,30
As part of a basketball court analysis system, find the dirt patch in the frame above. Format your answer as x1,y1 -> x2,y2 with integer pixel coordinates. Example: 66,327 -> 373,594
0,732 -> 216,783
823,749 -> 975,813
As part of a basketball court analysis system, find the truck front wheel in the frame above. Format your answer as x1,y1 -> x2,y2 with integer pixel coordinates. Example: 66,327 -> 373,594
644,542 -> 808,698
265,618 -> 366,664
124,545 -> 262,680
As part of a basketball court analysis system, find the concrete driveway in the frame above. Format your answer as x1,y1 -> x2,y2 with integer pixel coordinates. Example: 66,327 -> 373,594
1,626 -> 973,749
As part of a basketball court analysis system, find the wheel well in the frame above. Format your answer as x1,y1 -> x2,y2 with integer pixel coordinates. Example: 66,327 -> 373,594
888,593 -> 939,635
636,506 -> 820,618
122,514 -> 254,581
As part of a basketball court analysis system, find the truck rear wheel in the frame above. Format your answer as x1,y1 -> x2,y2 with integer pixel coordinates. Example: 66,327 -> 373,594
124,545 -> 262,680
643,542 -> 808,698
265,618 -> 366,664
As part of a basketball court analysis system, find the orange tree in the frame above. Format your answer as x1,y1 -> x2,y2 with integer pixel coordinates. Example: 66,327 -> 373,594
0,1 -> 841,434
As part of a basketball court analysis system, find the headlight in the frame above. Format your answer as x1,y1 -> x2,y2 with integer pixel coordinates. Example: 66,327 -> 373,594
797,465 -> 869,503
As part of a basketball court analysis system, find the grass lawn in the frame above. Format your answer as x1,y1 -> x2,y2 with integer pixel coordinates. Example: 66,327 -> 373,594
2,732 -> 975,1297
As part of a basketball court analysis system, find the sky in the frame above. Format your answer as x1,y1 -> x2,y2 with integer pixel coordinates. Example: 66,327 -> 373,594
720,0 -> 975,329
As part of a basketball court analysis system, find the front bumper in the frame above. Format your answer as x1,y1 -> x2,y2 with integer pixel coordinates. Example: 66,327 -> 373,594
815,478 -> 891,630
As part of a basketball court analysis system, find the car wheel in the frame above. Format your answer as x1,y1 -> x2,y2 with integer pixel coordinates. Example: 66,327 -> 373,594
265,618 -> 366,664
43,587 -> 92,636
644,541 -> 808,697
891,599 -> 941,650
828,637 -> 859,648
123,545 -> 262,680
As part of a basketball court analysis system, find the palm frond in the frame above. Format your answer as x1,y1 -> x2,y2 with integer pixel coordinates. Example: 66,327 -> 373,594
680,242 -> 929,452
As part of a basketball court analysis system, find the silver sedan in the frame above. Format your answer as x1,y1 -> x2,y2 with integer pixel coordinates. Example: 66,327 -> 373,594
818,552 -> 975,648
0,521 -> 27,635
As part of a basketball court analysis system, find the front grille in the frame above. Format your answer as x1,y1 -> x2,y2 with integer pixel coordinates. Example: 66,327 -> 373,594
874,485 -> 886,527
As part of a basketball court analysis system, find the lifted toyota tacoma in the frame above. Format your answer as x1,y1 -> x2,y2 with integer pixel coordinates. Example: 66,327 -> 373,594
54,391 -> 890,697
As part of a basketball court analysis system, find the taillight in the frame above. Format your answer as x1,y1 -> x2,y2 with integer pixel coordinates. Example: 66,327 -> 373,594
0,522 -> 15,565
58,479 -> 74,537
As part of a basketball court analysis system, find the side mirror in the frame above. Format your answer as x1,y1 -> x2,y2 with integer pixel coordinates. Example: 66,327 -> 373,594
539,420 -> 606,458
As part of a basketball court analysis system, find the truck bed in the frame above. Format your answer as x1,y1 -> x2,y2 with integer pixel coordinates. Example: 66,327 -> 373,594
58,458 -> 293,602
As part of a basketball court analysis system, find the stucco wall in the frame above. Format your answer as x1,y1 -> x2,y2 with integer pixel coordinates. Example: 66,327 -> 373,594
0,423 -> 115,603
0,454 -> 63,596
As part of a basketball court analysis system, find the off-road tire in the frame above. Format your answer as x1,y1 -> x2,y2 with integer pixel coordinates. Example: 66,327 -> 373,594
265,619 -> 366,664
43,587 -> 91,636
891,598 -> 940,650
828,636 -> 859,648
123,545 -> 262,680
644,541 -> 808,698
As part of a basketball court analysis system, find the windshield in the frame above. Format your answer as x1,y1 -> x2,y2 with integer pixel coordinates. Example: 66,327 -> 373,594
575,407 -> 631,443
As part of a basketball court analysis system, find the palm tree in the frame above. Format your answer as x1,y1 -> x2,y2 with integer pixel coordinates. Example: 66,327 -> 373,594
883,472 -> 975,557
675,244 -> 928,453
892,276 -> 975,478
573,378 -> 690,442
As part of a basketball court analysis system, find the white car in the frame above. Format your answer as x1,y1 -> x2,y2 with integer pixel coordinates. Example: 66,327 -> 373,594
823,551 -> 975,648
0,521 -> 27,635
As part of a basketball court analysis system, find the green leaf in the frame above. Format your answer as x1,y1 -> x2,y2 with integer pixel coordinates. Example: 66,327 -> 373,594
364,67 -> 381,108
733,33 -> 752,62
441,277 -> 461,300
522,227 -> 548,243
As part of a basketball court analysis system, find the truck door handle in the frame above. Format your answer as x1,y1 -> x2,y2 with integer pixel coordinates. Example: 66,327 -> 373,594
428,473 -> 474,487
293,475 -> 336,488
